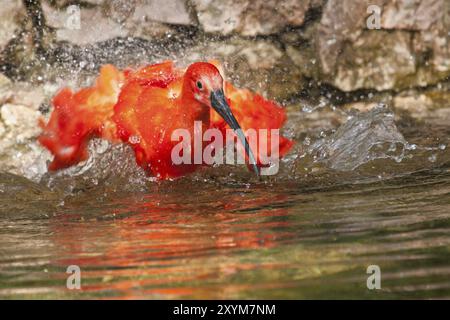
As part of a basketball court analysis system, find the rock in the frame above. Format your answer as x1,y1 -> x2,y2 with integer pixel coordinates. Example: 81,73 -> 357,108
85,0 -> 106,5
183,39 -> 304,100
0,73 -> 11,86
0,139 -> 50,181
412,2 -> 450,82
193,0 -> 311,36
0,81 -> 46,111
47,0 -> 105,8
286,44 -> 321,80
333,30 -> 416,91
10,85 -> 46,111
0,76 -> 13,106
42,0 -> 195,45
0,103 -> 49,180
381,0 -> 444,30
0,74 -> 12,93
42,1 -> 127,46
1,104 -> 41,142
394,93 -> 434,118
129,0 -> 195,26
123,0 -> 194,40
386,0 -> 450,86
0,81 -> 48,180
313,0 -> 449,92
316,0 -> 380,75
342,101 -> 384,113
423,84 -> 450,109
192,0 -> 244,35
0,0 -> 25,52
283,19 -> 326,91
393,84 -> 450,123
395,96 -> 450,127
123,20 -> 176,40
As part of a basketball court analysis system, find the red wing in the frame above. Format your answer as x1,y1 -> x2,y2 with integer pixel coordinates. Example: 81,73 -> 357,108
113,77 -> 198,179
39,65 -> 124,170
124,61 -> 180,88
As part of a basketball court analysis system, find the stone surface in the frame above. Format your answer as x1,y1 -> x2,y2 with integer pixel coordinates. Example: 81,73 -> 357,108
0,103 -> 49,180
123,0 -> 192,40
394,84 -> 450,114
0,78 -> 13,106
412,3 -> 450,79
23,0 -> 450,93
381,0 -> 444,30
129,0 -> 194,25
47,0 -> 105,6
286,44 -> 321,80
340,84 -> 450,126
333,31 -> 416,91
1,104 -> 41,141
42,0 -> 194,45
316,0 -> 379,75
0,79 -> 49,180
42,1 -> 127,45
0,80 -> 46,111
193,0 -> 311,36
314,0 -> 449,91
0,0 -> 25,52
408,1 -> 450,90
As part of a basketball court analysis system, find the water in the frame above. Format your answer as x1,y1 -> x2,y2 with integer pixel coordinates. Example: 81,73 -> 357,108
1,104 -> 449,299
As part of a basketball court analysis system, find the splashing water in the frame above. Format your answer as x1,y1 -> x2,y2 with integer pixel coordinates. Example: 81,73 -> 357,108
21,101 -> 448,192
40,139 -> 154,194
309,104 -> 407,171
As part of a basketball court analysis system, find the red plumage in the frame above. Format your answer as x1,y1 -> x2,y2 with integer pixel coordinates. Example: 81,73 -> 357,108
39,61 -> 293,179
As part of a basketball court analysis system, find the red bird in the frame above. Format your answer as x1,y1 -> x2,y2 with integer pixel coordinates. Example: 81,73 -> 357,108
39,61 -> 293,180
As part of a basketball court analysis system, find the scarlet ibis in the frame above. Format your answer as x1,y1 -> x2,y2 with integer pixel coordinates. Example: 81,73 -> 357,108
39,61 -> 293,180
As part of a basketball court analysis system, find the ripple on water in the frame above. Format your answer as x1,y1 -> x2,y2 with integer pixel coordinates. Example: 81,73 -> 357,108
1,103 -> 450,298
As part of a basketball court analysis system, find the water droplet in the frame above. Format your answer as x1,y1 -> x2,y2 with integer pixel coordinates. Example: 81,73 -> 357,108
304,137 -> 311,146
128,135 -> 140,144
388,143 -> 397,152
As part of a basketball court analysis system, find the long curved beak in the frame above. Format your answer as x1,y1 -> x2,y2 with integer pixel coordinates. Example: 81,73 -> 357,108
210,89 -> 259,176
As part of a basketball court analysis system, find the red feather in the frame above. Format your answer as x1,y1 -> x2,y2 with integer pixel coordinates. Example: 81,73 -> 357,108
39,61 -> 293,179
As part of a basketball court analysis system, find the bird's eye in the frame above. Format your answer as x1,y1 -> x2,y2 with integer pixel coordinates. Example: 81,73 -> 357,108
196,81 -> 203,90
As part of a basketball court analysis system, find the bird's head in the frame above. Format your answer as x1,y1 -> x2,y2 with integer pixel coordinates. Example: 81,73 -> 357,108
184,62 -> 224,107
184,62 -> 259,176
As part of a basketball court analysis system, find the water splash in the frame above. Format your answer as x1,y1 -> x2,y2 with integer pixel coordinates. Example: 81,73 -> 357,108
41,139 -> 153,194
308,104 -> 408,171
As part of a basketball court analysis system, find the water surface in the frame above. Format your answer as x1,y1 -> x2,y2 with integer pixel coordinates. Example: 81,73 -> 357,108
0,106 -> 449,299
